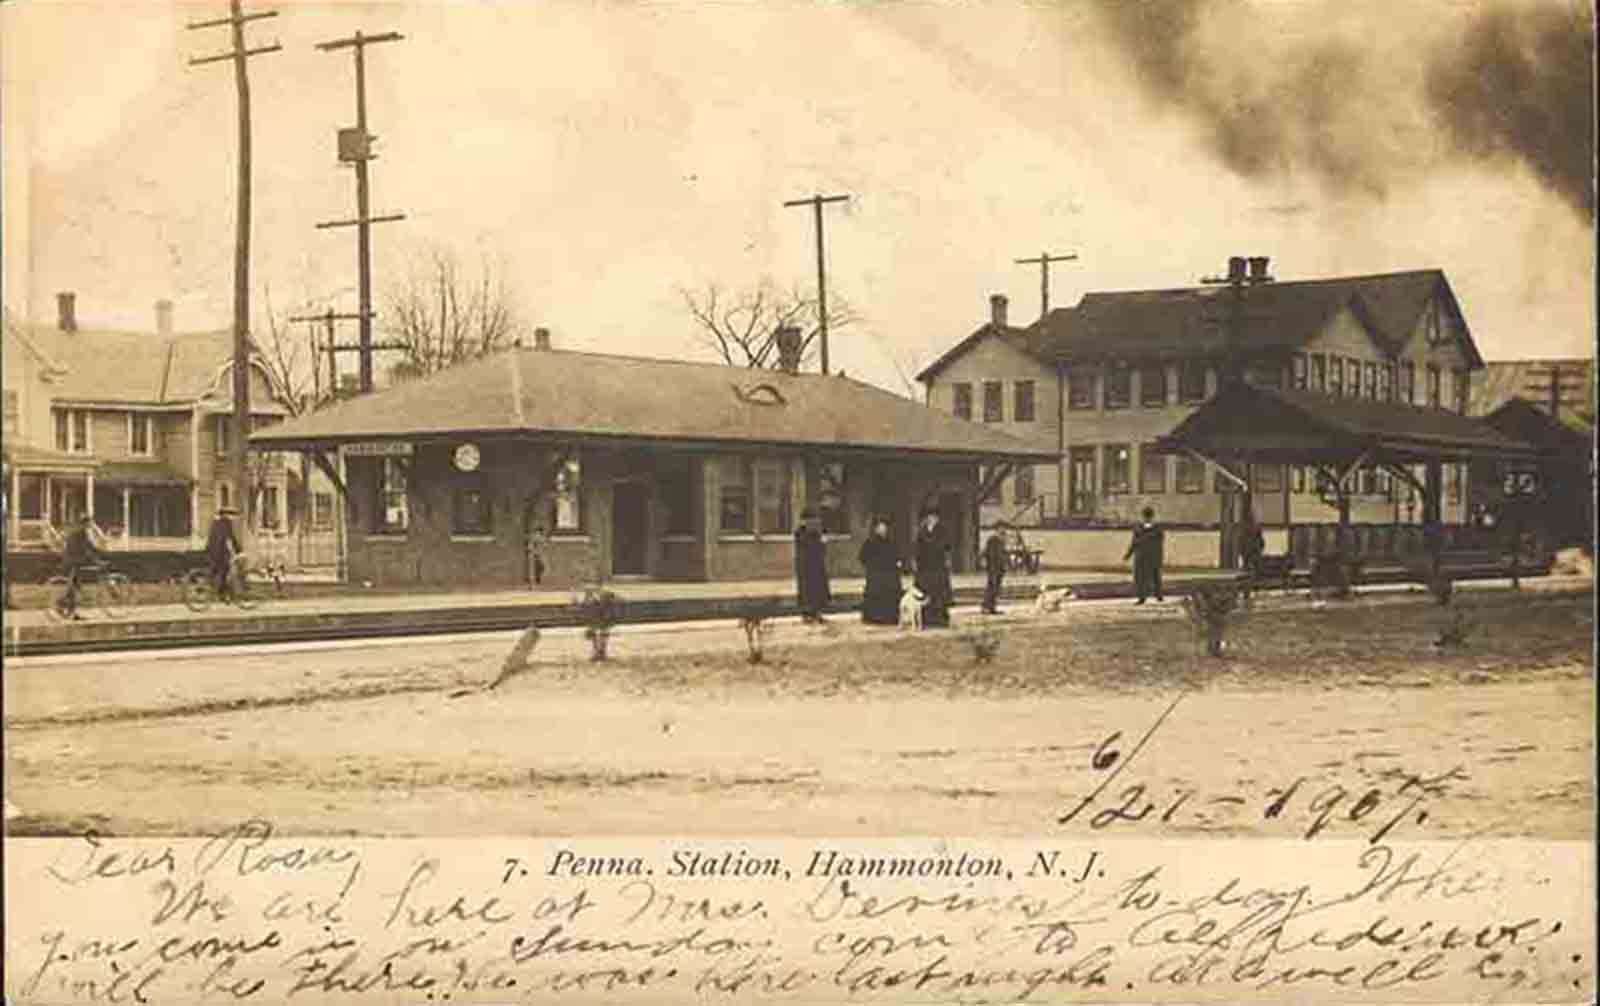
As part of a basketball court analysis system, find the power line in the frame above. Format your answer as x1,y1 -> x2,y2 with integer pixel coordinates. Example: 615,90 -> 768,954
187,0 -> 281,532
1013,250 -> 1078,318
315,29 -> 406,394
782,193 -> 851,376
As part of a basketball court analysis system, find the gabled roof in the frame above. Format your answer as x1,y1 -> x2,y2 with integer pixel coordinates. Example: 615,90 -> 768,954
1156,381 -> 1537,465
20,325 -> 278,406
920,269 -> 1480,380
252,348 -> 1058,461
1481,397 -> 1593,454
914,320 -> 1036,383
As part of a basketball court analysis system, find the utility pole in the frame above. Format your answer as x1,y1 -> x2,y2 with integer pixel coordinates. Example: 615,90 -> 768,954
289,306 -> 406,399
316,28 -> 405,393
1014,250 -> 1078,317
782,193 -> 851,375
189,0 -> 281,537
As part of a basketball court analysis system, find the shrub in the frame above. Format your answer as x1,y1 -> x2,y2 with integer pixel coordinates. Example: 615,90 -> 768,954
738,598 -> 782,664
578,588 -> 626,661
963,622 -> 1002,665
1182,582 -> 1242,658
1435,608 -> 1472,648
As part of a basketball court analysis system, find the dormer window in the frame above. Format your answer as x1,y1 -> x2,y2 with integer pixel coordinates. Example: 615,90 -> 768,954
737,383 -> 786,406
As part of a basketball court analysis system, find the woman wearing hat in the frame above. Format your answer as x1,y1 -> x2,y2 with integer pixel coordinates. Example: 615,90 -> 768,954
793,507 -> 831,625
857,515 -> 901,625
913,505 -> 953,628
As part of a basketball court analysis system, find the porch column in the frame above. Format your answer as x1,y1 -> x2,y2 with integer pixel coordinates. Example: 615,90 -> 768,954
121,487 -> 131,548
1423,460 -> 1443,525
86,473 -> 95,524
8,465 -> 18,540
190,484 -> 201,548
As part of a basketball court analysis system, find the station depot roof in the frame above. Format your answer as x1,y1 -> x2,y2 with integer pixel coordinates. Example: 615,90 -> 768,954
250,347 -> 1058,463
1153,380 -> 1542,466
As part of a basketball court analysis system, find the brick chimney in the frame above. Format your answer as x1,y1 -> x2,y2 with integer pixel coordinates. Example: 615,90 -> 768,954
56,291 -> 77,332
774,325 -> 802,374
533,327 -> 552,351
155,299 -> 174,335
1226,257 -> 1247,284
990,293 -> 1009,327
1247,256 -> 1272,284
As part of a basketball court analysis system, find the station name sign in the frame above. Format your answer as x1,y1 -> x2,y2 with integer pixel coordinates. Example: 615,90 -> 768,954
341,441 -> 414,458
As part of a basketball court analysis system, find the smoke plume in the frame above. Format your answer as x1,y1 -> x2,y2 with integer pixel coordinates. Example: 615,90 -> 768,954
1090,0 -> 1595,220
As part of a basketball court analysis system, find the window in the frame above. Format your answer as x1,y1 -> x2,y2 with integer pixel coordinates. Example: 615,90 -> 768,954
3,390 -> 18,437
718,457 -> 751,533
1013,465 -> 1035,504
553,458 -> 582,531
1426,365 -> 1441,408
754,459 -> 793,534
1327,358 -> 1343,397
17,475 -> 44,518
1176,455 -> 1204,493
1375,469 -> 1392,498
1310,355 -> 1327,393
1446,463 -> 1463,503
1452,370 -> 1470,414
1346,359 -> 1361,397
1255,463 -> 1283,493
1139,365 -> 1167,407
1013,381 -> 1036,422
1291,466 -> 1306,494
982,381 -> 1003,422
1363,362 -> 1378,400
311,492 -> 334,531
660,459 -> 696,536
373,457 -> 409,534
260,485 -> 281,529
1068,370 -> 1095,410
1359,468 -> 1376,495
452,476 -> 492,535
1104,444 -> 1131,494
1291,354 -> 1308,390
952,383 -> 973,421
1179,361 -> 1208,403
1378,362 -> 1394,402
128,413 -> 153,456
816,461 -> 849,535
214,414 -> 232,455
54,409 -> 90,454
1140,444 -> 1166,493
1400,361 -> 1416,404
1104,366 -> 1131,410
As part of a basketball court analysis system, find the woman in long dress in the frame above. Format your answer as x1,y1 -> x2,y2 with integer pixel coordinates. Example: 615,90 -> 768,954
913,508 -> 953,628
857,517 -> 901,624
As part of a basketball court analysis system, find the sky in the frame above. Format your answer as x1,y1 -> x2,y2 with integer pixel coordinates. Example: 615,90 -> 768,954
3,0 -> 1594,399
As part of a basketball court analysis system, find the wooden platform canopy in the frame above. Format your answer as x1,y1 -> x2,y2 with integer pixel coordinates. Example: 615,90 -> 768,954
1152,381 -> 1542,527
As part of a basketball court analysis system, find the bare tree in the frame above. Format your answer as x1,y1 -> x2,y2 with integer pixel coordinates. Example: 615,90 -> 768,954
680,280 -> 857,370
384,244 -> 527,380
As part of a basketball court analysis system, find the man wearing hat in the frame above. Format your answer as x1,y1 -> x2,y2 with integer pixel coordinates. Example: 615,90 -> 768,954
913,505 -> 953,627
981,521 -> 1010,615
794,507 -> 831,625
207,504 -> 243,602
56,513 -> 104,619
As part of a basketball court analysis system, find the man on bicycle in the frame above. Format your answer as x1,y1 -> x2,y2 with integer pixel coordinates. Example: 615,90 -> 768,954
58,514 -> 104,620
207,506 -> 242,602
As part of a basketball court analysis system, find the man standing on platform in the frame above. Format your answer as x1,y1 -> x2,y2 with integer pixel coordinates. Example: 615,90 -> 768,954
207,506 -> 242,603
1125,506 -> 1166,604
794,507 -> 831,625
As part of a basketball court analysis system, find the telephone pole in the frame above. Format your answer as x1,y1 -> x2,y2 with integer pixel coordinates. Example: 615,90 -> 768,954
290,306 -> 406,399
782,193 -> 851,375
188,0 -> 281,534
316,28 -> 405,393
1013,250 -> 1078,317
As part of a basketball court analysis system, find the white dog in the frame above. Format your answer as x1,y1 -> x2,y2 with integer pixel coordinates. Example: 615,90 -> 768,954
1033,585 -> 1075,614
900,587 -> 927,630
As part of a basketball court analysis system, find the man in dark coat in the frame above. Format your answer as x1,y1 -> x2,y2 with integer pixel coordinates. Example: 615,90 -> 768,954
794,508 -> 831,624
57,514 -> 104,619
1124,506 -> 1165,604
913,507 -> 953,627
207,507 -> 242,602
1239,511 -> 1265,579
981,522 -> 1009,614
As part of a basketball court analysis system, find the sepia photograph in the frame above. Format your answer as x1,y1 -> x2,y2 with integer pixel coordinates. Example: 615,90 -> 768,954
2,0 -> 1594,1002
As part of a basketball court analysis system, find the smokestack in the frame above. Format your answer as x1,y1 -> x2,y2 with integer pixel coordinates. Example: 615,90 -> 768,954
1227,257 -> 1247,284
533,327 -> 552,351
989,293 -> 1010,328
155,299 -> 174,335
1247,257 -> 1272,284
774,325 -> 802,374
56,291 -> 77,332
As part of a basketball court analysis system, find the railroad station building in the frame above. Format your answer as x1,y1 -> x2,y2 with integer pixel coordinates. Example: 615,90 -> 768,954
249,339 -> 1054,588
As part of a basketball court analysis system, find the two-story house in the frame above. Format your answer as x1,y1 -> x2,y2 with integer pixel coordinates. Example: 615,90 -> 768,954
919,266 -> 1484,530
4,292 -> 291,550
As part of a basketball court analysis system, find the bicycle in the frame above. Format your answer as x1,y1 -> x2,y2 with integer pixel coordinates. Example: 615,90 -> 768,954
183,553 -> 279,612
46,562 -> 132,621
